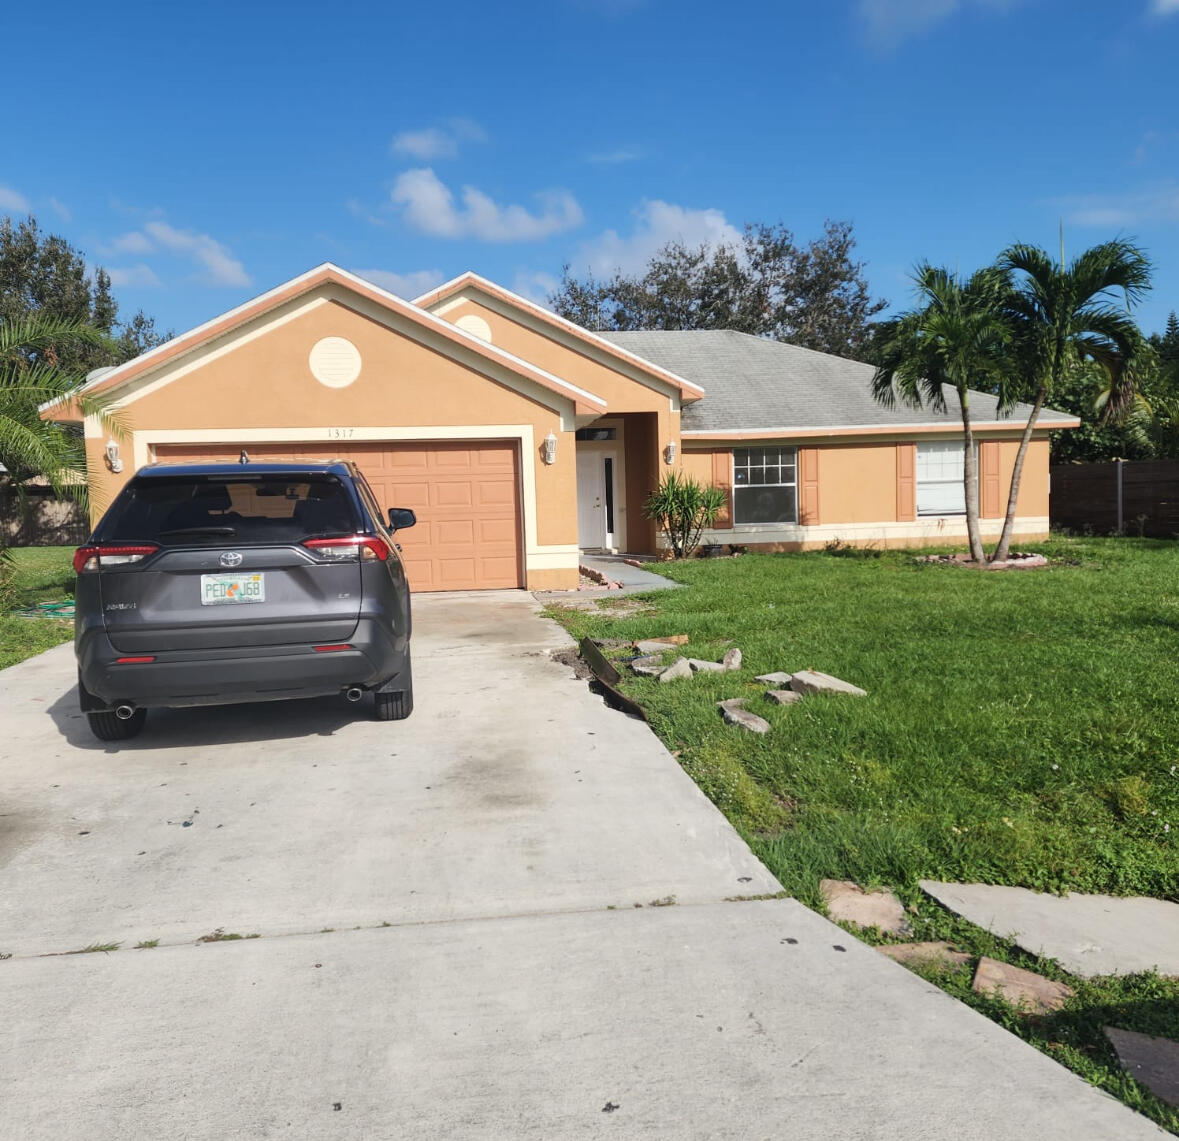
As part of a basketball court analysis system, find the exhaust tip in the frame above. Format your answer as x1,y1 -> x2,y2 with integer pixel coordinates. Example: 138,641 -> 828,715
344,687 -> 364,703
114,704 -> 136,721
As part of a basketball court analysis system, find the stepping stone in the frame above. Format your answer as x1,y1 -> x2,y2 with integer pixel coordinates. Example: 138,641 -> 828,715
636,640 -> 678,655
630,655 -> 665,677
820,879 -> 911,935
722,648 -> 743,671
971,956 -> 1073,1014
920,881 -> 1179,978
765,689 -> 802,706
686,658 -> 725,673
1104,1027 -> 1179,1108
658,657 -> 693,683
716,698 -> 770,734
755,672 -> 794,687
791,670 -> 866,697
877,941 -> 972,969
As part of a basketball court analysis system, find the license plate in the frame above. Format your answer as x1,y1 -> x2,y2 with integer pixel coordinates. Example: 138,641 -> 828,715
200,573 -> 265,606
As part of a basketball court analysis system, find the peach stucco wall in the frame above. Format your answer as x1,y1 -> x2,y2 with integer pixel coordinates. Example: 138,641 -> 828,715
87,297 -> 581,586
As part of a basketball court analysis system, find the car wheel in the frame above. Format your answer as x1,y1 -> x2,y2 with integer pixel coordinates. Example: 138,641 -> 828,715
87,708 -> 147,741
374,659 -> 413,721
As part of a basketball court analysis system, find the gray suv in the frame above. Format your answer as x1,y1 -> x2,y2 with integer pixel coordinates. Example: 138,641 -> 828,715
74,461 -> 415,741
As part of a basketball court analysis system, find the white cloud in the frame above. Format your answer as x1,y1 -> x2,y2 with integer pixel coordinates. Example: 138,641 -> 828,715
858,0 -> 1018,48
0,184 -> 31,213
110,230 -> 155,254
351,267 -> 446,298
107,264 -> 163,289
511,270 -> 561,306
143,221 -> 250,286
587,146 -> 644,165
572,199 -> 743,277
48,197 -> 71,222
391,168 -> 584,242
1151,0 -> 1179,14
391,118 -> 487,161
1059,184 -> 1179,227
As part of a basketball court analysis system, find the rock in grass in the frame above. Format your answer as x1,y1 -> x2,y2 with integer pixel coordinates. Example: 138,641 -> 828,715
722,648 -> 743,671
755,671 -> 794,686
636,639 -> 678,655
687,658 -> 725,673
877,941 -> 971,969
1104,1027 -> 1179,1108
716,698 -> 770,734
790,669 -> 866,697
659,657 -> 693,683
971,956 -> 1073,1014
630,655 -> 665,677
765,689 -> 802,706
820,879 -> 910,935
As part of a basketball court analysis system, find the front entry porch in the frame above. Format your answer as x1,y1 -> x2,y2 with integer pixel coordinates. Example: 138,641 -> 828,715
574,413 -> 661,555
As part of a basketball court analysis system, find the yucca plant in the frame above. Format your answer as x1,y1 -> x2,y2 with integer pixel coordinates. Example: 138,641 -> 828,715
643,470 -> 727,559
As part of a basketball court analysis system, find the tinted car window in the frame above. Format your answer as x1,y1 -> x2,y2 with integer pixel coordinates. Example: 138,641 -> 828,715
100,476 -> 360,545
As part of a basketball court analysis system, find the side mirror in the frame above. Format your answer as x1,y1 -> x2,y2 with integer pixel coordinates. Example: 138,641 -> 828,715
387,507 -> 417,532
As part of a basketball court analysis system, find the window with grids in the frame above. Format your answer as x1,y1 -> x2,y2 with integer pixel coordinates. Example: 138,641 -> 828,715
733,447 -> 798,524
916,441 -> 967,515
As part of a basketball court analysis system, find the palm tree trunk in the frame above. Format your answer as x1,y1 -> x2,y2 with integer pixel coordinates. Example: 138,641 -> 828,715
991,386 -> 1047,563
960,393 -> 986,563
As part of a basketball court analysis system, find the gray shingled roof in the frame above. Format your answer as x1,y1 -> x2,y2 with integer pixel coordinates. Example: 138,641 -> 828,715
600,329 -> 1073,433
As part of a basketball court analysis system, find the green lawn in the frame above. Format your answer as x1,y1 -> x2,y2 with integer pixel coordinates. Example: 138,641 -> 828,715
549,535 -> 1179,1133
1,546 -> 75,669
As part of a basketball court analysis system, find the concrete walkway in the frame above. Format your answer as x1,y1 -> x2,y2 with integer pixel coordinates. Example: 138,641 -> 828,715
534,553 -> 680,606
0,594 -> 1166,1138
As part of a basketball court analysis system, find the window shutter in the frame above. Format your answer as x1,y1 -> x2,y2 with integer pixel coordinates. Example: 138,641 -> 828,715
712,450 -> 733,529
896,444 -> 916,521
799,447 -> 820,525
980,441 -> 1001,518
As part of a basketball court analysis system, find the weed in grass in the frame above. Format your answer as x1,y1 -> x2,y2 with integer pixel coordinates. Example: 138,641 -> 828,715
197,929 -> 259,943
134,940 -> 159,949
67,943 -> 120,954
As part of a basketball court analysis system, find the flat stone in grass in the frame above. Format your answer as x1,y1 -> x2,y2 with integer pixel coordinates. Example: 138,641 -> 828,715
791,670 -> 866,697
722,648 -> 742,671
920,881 -> 1179,978
820,879 -> 910,935
716,698 -> 770,734
686,658 -> 725,673
630,655 -> 665,677
635,640 -> 678,655
765,689 -> 802,706
755,672 -> 794,687
658,657 -> 693,683
971,956 -> 1073,1014
1104,1027 -> 1179,1108
878,941 -> 971,969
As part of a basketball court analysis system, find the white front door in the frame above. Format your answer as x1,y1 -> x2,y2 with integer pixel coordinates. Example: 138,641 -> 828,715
577,447 -> 606,548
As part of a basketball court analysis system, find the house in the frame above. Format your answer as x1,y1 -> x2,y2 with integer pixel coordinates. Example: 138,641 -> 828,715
53,265 -> 1078,592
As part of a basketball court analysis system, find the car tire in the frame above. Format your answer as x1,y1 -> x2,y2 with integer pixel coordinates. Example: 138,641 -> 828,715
87,708 -> 147,741
374,659 -> 413,721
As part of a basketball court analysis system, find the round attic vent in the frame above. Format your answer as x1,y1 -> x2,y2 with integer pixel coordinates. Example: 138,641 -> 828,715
309,336 -> 362,388
454,313 -> 493,343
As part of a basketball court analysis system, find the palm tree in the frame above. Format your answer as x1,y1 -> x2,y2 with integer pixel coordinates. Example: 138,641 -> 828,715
871,264 -> 1013,564
993,239 -> 1151,562
1,314 -> 116,505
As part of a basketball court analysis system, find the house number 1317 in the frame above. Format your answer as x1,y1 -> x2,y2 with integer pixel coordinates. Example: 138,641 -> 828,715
328,427 -> 355,439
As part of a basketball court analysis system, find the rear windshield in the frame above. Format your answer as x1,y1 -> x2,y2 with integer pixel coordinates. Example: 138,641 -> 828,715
99,476 -> 361,545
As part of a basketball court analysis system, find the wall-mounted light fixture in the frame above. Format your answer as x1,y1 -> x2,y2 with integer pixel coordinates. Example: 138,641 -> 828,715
104,439 -> 124,474
663,441 -> 677,465
543,431 -> 558,465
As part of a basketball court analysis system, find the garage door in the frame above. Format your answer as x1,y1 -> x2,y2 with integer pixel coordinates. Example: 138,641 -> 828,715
152,441 -> 523,592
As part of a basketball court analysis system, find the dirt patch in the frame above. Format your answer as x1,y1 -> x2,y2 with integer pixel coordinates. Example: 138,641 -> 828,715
550,647 -> 595,681
916,552 -> 1049,571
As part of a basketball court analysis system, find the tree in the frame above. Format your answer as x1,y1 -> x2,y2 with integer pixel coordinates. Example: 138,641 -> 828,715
993,239 -> 1152,562
550,220 -> 887,358
0,314 -> 114,499
0,215 -> 169,374
643,472 -> 726,559
871,265 -> 1013,563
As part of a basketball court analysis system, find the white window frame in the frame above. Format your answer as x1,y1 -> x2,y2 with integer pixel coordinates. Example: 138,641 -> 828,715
916,440 -> 978,517
732,446 -> 799,526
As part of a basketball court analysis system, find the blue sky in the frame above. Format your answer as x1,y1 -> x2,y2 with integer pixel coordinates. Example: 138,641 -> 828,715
5,0 -> 1178,341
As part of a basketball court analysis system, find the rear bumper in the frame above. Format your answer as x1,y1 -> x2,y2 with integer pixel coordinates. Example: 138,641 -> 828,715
77,618 -> 409,710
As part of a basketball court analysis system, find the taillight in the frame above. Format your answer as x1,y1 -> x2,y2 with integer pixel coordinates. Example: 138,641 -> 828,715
303,536 -> 389,562
73,544 -> 158,573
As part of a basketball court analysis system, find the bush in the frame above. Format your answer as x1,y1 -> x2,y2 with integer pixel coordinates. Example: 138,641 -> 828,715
0,550 -> 15,614
643,472 -> 726,559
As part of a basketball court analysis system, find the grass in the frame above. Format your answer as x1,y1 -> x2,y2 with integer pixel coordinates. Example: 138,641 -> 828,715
548,534 -> 1179,1133
0,546 -> 75,669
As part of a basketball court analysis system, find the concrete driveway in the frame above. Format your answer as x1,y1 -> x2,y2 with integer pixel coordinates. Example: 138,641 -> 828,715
0,594 -> 1164,1139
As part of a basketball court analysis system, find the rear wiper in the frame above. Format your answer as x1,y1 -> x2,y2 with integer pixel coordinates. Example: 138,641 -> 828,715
158,526 -> 237,537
